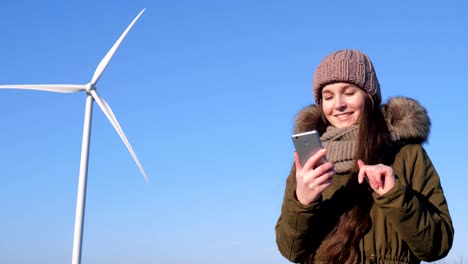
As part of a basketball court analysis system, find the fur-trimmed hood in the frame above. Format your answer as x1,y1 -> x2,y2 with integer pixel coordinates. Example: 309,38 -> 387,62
294,96 -> 431,144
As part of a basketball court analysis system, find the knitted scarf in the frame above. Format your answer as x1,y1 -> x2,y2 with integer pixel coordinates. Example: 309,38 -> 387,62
321,125 -> 358,173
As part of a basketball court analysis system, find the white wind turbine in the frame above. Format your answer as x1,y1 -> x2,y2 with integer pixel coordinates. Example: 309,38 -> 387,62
0,8 -> 149,264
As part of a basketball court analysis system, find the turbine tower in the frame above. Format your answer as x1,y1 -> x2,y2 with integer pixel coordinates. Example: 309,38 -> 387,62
0,8 -> 148,264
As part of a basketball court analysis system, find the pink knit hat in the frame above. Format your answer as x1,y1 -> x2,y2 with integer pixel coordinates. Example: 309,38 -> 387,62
313,49 -> 381,105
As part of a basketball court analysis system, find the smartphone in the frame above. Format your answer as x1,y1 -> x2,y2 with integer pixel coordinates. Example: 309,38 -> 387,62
291,130 -> 327,167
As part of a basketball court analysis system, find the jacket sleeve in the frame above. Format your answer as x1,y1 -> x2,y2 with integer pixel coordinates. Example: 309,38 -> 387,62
275,164 -> 326,263
373,144 -> 454,261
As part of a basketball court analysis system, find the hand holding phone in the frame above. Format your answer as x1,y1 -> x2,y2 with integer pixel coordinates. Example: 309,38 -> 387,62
292,130 -> 333,205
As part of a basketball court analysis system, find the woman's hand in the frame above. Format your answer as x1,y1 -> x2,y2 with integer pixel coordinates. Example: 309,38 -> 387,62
357,160 -> 395,195
295,149 -> 335,205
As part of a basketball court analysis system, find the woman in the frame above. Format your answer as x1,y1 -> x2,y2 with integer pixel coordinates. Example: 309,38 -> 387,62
275,49 -> 454,264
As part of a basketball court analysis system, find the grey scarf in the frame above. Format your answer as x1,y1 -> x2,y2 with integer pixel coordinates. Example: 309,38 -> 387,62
321,125 -> 358,173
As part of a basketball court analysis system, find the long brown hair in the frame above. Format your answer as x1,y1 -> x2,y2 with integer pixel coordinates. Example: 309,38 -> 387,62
309,94 -> 391,264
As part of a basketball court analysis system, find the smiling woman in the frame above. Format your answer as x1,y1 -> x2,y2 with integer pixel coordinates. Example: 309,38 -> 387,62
320,83 -> 367,129
275,49 -> 454,264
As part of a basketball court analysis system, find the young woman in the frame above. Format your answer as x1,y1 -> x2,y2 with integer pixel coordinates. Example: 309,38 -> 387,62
275,50 -> 454,264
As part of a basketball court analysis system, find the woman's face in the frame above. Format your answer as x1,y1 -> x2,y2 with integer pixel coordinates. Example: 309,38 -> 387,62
321,82 -> 367,128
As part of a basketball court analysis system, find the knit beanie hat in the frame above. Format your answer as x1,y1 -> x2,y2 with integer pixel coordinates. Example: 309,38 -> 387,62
313,49 -> 381,105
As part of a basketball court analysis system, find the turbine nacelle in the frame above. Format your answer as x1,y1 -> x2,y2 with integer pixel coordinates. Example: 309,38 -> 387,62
85,83 -> 96,93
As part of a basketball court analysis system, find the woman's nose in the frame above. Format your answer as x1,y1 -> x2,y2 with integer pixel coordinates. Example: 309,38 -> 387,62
334,96 -> 346,110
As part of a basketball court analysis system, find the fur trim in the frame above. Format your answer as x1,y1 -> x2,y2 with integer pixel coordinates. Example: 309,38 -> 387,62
293,96 -> 430,143
382,96 -> 430,143
294,104 -> 322,134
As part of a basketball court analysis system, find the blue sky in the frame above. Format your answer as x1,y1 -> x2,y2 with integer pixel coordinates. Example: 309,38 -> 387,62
0,1 -> 466,263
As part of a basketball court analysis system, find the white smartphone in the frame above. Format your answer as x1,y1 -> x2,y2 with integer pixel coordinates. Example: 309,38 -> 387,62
291,130 -> 327,167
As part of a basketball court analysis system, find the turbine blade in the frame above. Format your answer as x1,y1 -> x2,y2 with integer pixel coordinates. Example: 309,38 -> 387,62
90,90 -> 149,183
90,8 -> 146,85
0,84 -> 86,93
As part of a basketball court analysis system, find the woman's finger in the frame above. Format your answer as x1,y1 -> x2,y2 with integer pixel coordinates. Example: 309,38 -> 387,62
303,149 -> 327,171
357,160 -> 366,184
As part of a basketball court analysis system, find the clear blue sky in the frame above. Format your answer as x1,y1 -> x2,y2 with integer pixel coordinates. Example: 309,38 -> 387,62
0,1 -> 466,263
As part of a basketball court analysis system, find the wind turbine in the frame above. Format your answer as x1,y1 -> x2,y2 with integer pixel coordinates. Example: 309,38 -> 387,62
0,8 -> 149,264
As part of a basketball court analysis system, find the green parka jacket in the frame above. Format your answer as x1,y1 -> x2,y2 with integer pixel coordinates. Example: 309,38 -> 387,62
275,97 -> 454,264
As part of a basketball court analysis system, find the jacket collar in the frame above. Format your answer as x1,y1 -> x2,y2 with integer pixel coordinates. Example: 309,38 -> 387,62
293,96 -> 430,144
